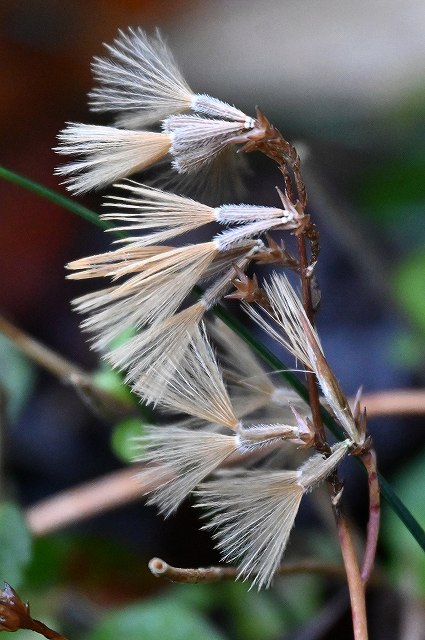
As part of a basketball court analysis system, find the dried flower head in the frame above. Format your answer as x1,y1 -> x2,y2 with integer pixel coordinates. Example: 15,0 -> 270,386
246,273 -> 362,444
89,28 -> 254,129
196,440 -> 350,589
55,29 -> 257,194
0,583 -> 67,639
135,326 -> 321,521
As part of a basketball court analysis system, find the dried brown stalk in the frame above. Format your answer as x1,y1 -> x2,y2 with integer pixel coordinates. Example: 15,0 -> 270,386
0,583 -> 67,640
360,449 -> 380,583
355,389 -> 425,417
238,113 -> 370,637
149,557 -> 347,584
335,511 -> 368,640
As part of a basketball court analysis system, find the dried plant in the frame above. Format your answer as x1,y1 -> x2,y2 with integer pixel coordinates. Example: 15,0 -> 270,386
55,27 -> 383,639
0,583 -> 67,640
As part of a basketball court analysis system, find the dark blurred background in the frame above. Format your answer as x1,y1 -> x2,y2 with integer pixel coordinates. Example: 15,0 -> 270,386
1,1 -> 424,638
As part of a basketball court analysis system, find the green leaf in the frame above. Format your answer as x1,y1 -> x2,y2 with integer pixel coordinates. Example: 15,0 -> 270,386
0,335 -> 36,422
392,248 -> 425,335
85,598 -> 225,640
92,368 -> 135,406
356,153 -> 425,225
389,331 -> 425,369
111,418 -> 145,463
0,502 -> 32,588
382,451 -> 425,595
216,581 -> 286,640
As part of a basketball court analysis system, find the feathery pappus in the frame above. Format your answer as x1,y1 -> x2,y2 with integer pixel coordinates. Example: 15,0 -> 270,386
89,28 -> 254,128
196,440 -> 350,589
67,185 -> 302,402
246,273 -> 364,445
132,324 -> 351,588
208,317 -> 311,419
55,28 -> 258,194
55,25 -> 366,596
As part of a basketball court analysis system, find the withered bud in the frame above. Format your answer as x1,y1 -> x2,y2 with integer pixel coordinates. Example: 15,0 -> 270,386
253,234 -> 299,269
289,406 -> 315,448
0,583 -> 67,640
226,267 -> 269,306
0,583 -> 30,632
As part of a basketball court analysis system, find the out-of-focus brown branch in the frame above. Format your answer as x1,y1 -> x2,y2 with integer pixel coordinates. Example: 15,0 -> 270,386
25,466 -> 147,536
25,446 -> 270,536
0,313 -> 134,418
358,389 -> 425,418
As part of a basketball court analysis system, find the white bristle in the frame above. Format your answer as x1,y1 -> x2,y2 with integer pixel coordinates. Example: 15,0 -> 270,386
151,324 -> 239,429
102,181 -> 217,246
164,115 -> 248,173
109,302 -> 206,403
196,470 -> 304,589
55,123 -> 171,193
135,426 -> 238,517
247,274 -> 360,443
89,28 -> 194,127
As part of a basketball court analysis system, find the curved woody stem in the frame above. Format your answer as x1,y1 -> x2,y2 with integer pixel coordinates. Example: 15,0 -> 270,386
241,115 -> 369,638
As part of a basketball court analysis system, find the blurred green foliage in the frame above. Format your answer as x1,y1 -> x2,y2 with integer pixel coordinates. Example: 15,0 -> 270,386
111,418 -> 145,463
382,450 -> 425,597
0,336 -> 35,422
0,503 -> 32,589
85,597 -> 226,640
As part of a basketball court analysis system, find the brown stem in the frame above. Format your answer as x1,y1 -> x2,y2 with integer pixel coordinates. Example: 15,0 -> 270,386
26,619 -> 68,640
334,504 -> 369,639
296,233 -> 328,452
149,557 -> 347,584
360,449 -> 380,583
25,466 -> 147,536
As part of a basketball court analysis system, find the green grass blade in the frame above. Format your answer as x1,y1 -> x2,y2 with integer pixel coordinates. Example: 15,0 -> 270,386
0,165 -> 111,232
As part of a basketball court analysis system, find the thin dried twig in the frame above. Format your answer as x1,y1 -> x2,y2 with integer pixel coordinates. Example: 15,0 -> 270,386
148,556 -> 347,584
335,512 -> 368,640
0,313 -> 134,418
242,117 -> 369,636
360,450 -> 380,583
25,447 -> 269,536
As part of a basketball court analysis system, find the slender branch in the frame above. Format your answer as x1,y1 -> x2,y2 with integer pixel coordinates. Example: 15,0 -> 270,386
0,314 -> 87,382
25,447 -> 271,536
296,233 -> 328,452
246,122 -> 369,638
0,313 -> 135,419
334,508 -> 369,639
360,449 -> 380,583
25,466 -> 147,536
26,619 -> 68,640
149,557 -> 347,584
